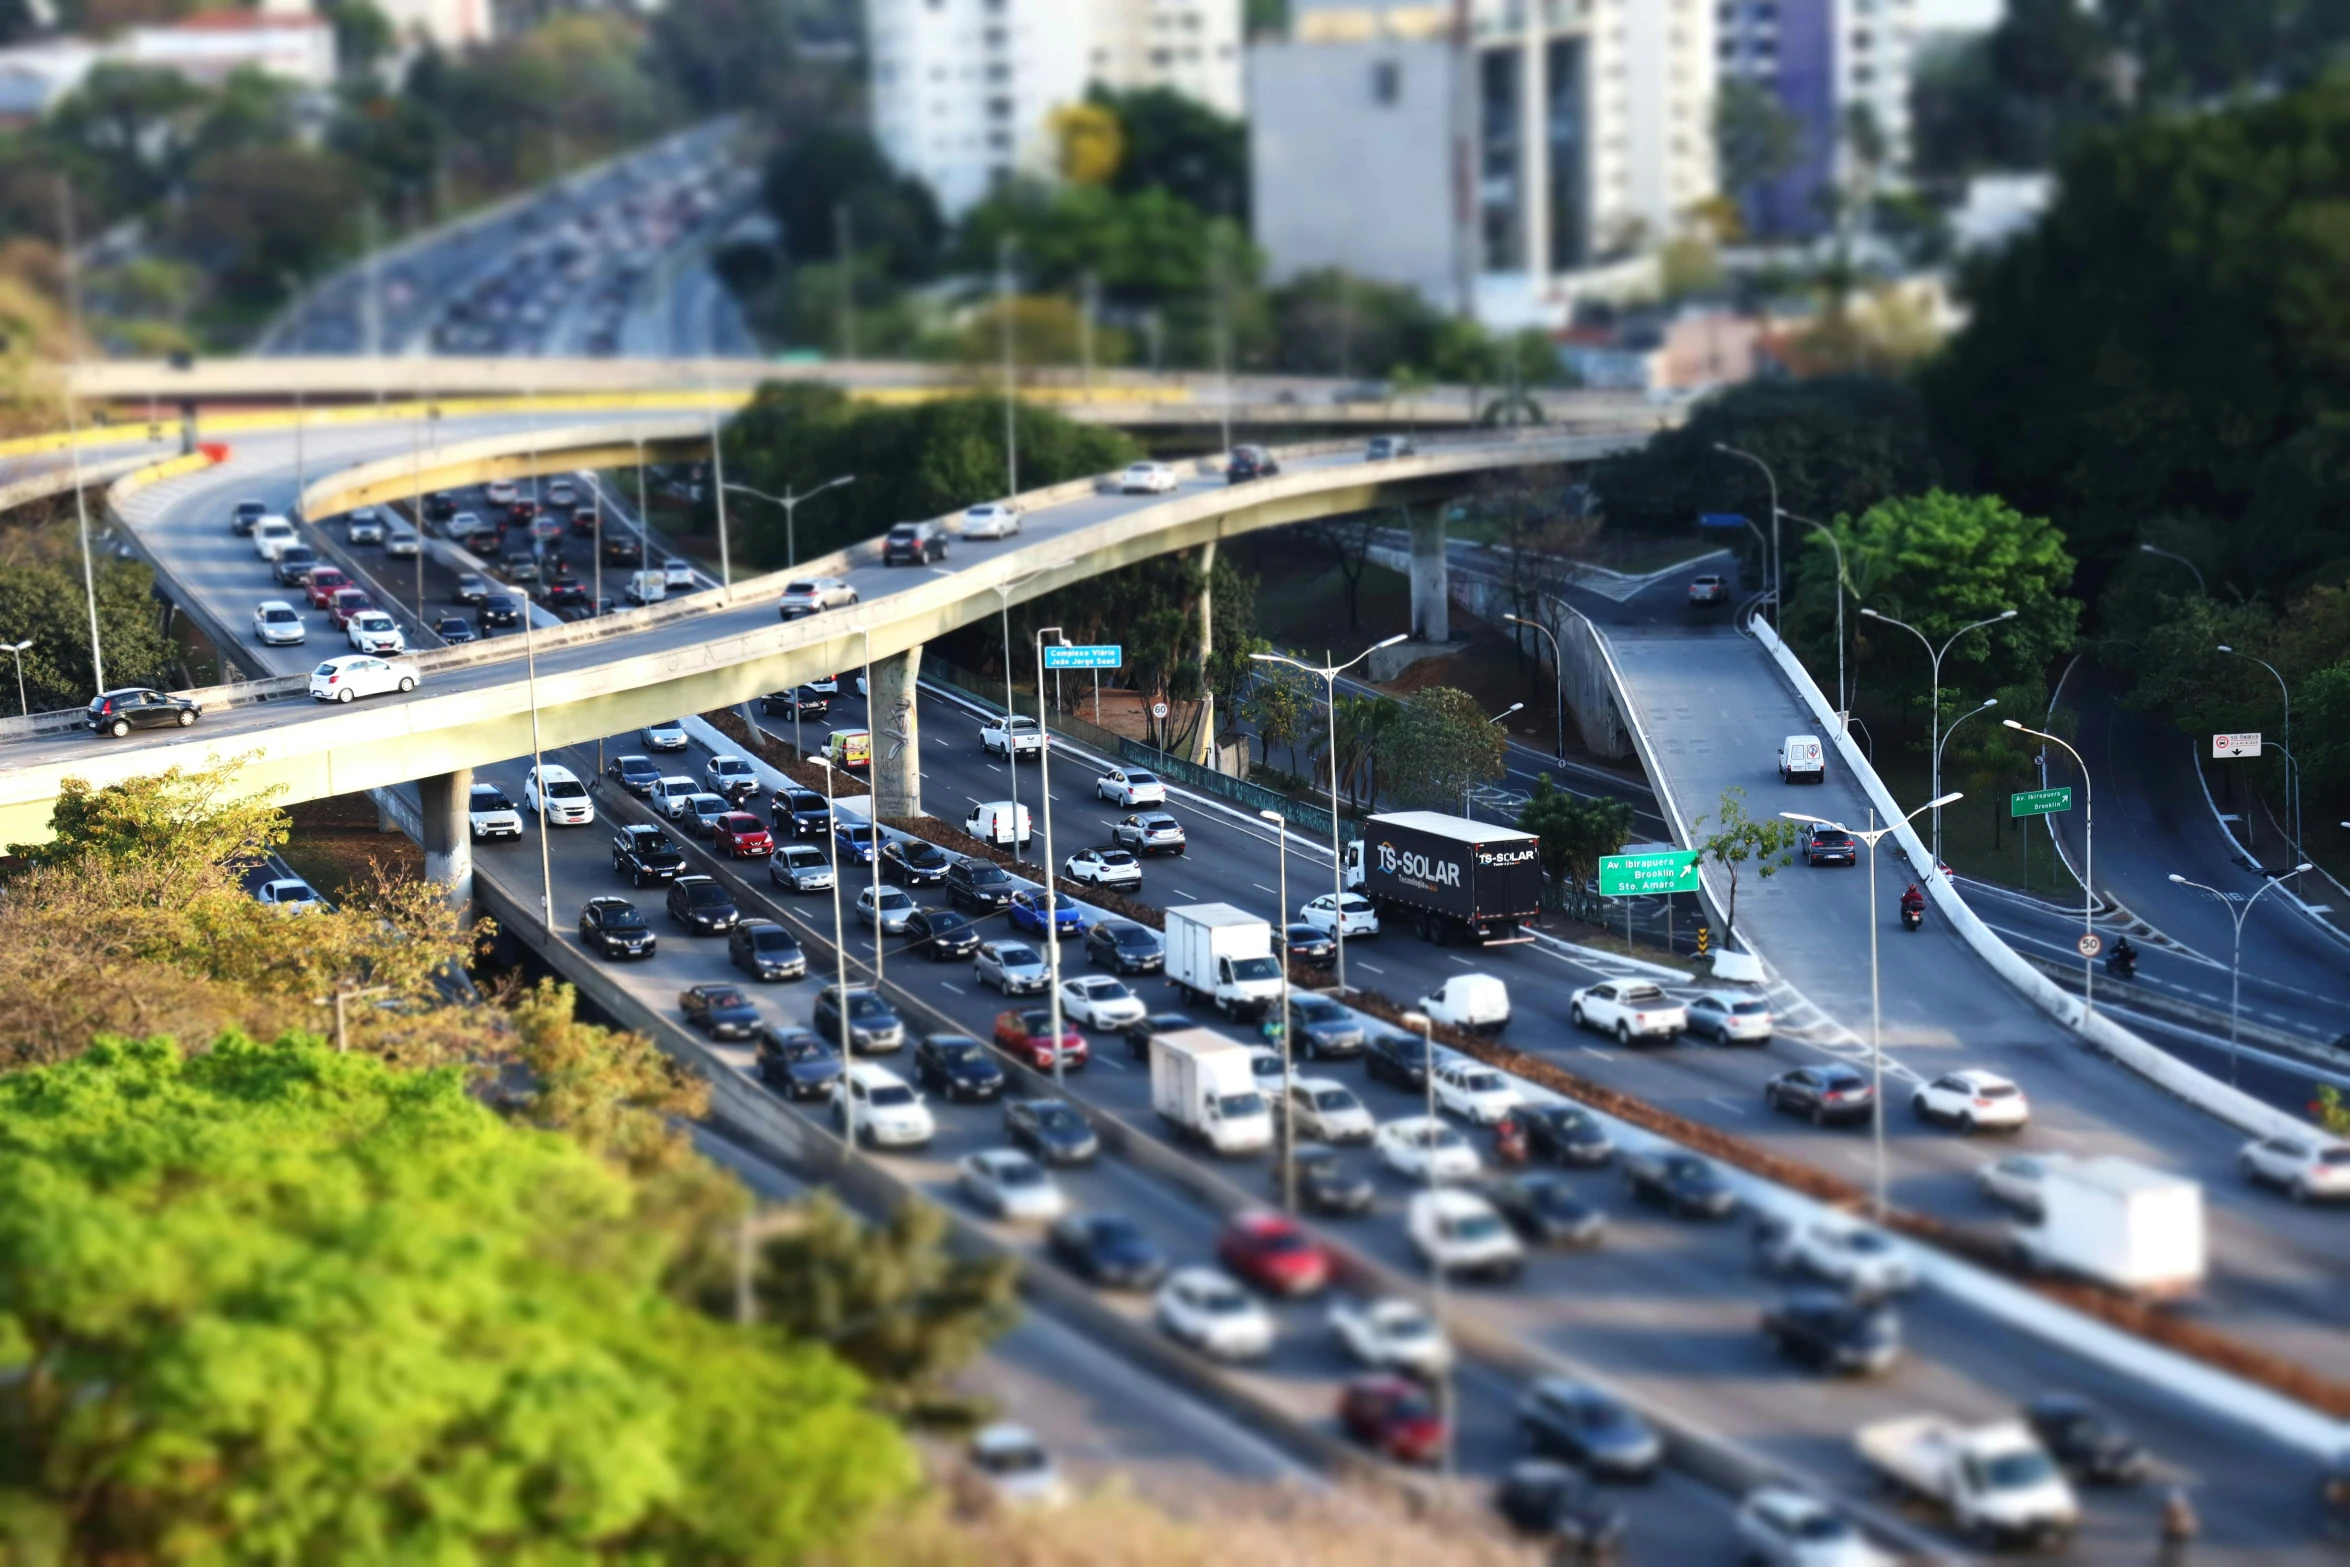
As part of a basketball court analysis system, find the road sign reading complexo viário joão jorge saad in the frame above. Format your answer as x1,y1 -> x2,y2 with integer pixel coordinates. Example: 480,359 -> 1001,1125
1042,643 -> 1122,670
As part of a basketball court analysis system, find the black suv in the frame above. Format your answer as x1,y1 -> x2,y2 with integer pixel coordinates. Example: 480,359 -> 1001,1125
881,838 -> 951,886
679,982 -> 760,1040
1803,825 -> 1859,866
903,906 -> 982,961
1289,1147 -> 1375,1216
1287,993 -> 1365,1059
1520,1105 -> 1615,1166
1121,1011 -> 1194,1061
480,592 -> 522,628
728,919 -> 807,982
881,520 -> 948,565
755,1026 -> 841,1100
1492,1460 -> 1627,1557
577,896 -> 655,959
914,1034 -> 1005,1102
811,985 -> 903,1053
1760,1291 -> 1901,1375
1364,1030 -> 1433,1091
608,754 -> 663,797
1004,1098 -> 1100,1165
1622,1150 -> 1737,1218
612,825 -> 686,886
88,687 -> 201,737
1225,445 -> 1280,482
770,789 -> 832,838
758,688 -> 828,719
665,874 -> 739,934
1085,920 -> 1164,974
945,857 -> 1014,910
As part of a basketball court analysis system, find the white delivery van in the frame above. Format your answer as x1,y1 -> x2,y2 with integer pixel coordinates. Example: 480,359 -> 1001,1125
966,800 -> 1032,849
1778,734 -> 1826,784
1151,1028 -> 1273,1154
1164,903 -> 1284,1018
1416,973 -> 1512,1034
623,570 -> 666,606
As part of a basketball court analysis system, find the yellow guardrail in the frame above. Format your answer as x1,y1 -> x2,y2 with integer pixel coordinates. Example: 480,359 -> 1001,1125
109,447 -> 223,502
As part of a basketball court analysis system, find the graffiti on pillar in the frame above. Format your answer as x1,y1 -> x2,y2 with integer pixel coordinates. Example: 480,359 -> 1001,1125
881,697 -> 915,762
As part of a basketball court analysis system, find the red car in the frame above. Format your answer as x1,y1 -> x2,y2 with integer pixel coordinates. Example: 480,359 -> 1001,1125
1215,1211 -> 1331,1298
305,567 -> 351,608
1338,1375 -> 1446,1465
713,812 -> 774,859
327,588 -> 373,630
992,1009 -> 1087,1072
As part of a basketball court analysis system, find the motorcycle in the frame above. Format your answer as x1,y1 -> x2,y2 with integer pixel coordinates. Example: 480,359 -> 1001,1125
1899,899 -> 1924,932
2104,945 -> 2138,980
1491,1113 -> 1529,1167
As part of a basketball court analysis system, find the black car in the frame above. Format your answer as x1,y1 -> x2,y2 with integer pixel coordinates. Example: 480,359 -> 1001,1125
608,754 -> 663,797
1284,923 -> 1337,967
1121,1011 -> 1195,1061
1364,1030 -> 1433,1091
1623,1150 -> 1737,1218
1516,1379 -> 1664,1481
758,687 -> 829,719
601,534 -> 646,567
544,583 -> 593,613
812,985 -> 903,1053
1520,1105 -> 1615,1166
769,789 -> 832,839
665,874 -> 739,934
1225,444 -> 1280,483
1760,1291 -> 1902,1375
1803,825 -> 1859,866
1488,1173 -> 1606,1247
434,616 -> 478,644
577,895 -> 655,959
480,592 -> 522,628
1764,1063 -> 1875,1126
914,1034 -> 1006,1102
1492,1459 -> 1629,1559
424,491 -> 457,522
728,919 -> 808,982
612,824 -> 686,886
1085,920 -> 1165,974
1287,993 -> 1365,1059
881,838 -> 951,886
881,520 -> 947,564
1048,1211 -> 1168,1290
903,906 -> 982,961
2024,1395 -> 2150,1485
1289,1147 -> 1376,1216
1005,1097 -> 1100,1164
755,1026 -> 842,1100
679,982 -> 760,1040
945,857 -> 1015,910
88,687 -> 201,737
274,546 -> 318,587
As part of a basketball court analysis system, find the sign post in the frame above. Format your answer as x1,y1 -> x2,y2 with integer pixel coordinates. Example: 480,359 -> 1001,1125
2008,785 -> 2073,819
2211,732 -> 2262,759
1042,643 -> 1122,671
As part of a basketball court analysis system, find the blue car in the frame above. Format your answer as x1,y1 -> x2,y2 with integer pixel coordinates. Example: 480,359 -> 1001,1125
834,822 -> 878,865
1008,887 -> 1086,939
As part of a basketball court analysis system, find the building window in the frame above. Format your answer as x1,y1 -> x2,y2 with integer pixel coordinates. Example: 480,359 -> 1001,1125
1372,59 -> 1400,104
987,62 -> 1008,81
987,95 -> 1012,118
987,130 -> 1010,149
984,26 -> 1005,47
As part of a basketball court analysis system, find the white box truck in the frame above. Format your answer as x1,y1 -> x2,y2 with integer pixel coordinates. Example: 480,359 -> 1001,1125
1150,1027 -> 1273,1154
2011,1155 -> 2204,1296
1855,1416 -> 2078,1550
1164,903 -> 1284,1019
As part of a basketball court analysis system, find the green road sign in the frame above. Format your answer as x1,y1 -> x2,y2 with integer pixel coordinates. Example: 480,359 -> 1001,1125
1598,849 -> 1701,896
2010,786 -> 2073,819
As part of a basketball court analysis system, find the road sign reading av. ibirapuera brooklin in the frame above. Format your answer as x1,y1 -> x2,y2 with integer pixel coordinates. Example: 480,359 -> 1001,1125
1597,848 -> 1701,896
2009,786 -> 2073,819
1042,643 -> 1122,670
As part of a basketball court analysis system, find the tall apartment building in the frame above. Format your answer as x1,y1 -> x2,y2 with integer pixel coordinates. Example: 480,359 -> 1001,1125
1717,0 -> 1914,239
1253,1 -> 1716,325
867,0 -> 1243,220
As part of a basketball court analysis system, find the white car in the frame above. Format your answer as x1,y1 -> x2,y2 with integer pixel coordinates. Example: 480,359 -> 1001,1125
252,600 -> 306,645
524,764 -> 595,826
2238,1133 -> 2350,1201
345,507 -> 385,544
466,782 -> 523,841
641,719 -> 688,752
962,502 -> 1022,539
1154,1267 -> 1275,1360
1282,1077 -> 1375,1144
384,524 -> 419,558
662,557 -> 696,589
1910,1069 -> 2031,1133
1373,1116 -> 1481,1182
1406,1187 -> 1524,1281
1327,1295 -> 1452,1377
254,876 -> 324,913
1119,461 -> 1179,494
449,512 -> 484,543
308,654 -> 419,702
345,610 -> 405,655
1299,892 -> 1379,938
1754,1216 -> 1915,1296
485,479 -> 518,505
778,577 -> 857,615
830,1063 -> 934,1148
545,478 -> 579,507
1569,980 -> 1688,1044
967,1423 -> 1066,1511
652,777 -> 700,818
1735,1487 -> 1884,1567
1416,972 -> 1512,1034
705,753 -> 759,800
1063,847 -> 1142,891
856,884 -> 917,933
1686,991 -> 1773,1044
957,1149 -> 1067,1222
1430,1055 -> 1521,1126
1094,766 -> 1166,806
1976,1152 -> 2074,1216
251,516 -> 297,560
806,674 -> 840,695
1059,975 -> 1147,1029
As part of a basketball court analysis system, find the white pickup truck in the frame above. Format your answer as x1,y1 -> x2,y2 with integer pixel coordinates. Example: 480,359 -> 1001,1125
1854,1416 -> 2077,1551
980,714 -> 1045,759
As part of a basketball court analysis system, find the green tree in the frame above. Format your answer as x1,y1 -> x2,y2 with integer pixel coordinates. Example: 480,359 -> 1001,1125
1381,686 -> 1508,810
41,63 -> 206,216
1517,775 -> 1634,911
956,179 -> 1255,309
0,1032 -> 916,1559
761,125 -> 945,282
1693,786 -> 1799,941
175,144 -> 364,306
1242,667 -> 1311,777
1714,78 -> 1803,240
0,522 -> 178,713
1266,268 -> 1445,379
1087,83 -> 1248,215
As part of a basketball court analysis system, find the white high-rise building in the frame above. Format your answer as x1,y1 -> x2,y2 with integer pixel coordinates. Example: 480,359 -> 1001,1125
867,0 -> 1244,220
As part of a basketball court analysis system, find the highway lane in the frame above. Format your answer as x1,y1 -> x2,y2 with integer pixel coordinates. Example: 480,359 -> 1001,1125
448,723 -> 2339,1558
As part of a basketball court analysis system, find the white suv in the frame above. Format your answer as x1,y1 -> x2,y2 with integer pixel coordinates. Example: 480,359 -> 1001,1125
1154,1267 -> 1274,1360
1569,980 -> 1688,1045
2239,1134 -> 2350,1202
524,764 -> 595,826
345,610 -> 405,655
962,502 -> 1021,539
1407,1188 -> 1523,1281
1430,1055 -> 1521,1125
832,1063 -> 934,1149
1910,1069 -> 2030,1133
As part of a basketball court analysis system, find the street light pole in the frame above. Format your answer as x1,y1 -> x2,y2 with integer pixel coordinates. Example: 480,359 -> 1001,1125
2004,718 -> 2097,1021
723,475 -> 855,571
2215,645 -> 2300,872
1464,702 -> 1524,815
1501,612 -> 1566,760
2167,867 -> 2311,1085
860,632 -> 882,991
1250,633 -> 1409,994
1260,807 -> 1295,1214
998,234 -> 1019,497
1035,623 -> 1071,1089
1934,698 -> 1998,818
1861,606 -> 2017,868
2140,543 -> 2207,595
1712,442 -> 1781,625
2,638 -> 29,716
1780,508 -> 1851,727
817,753 -> 854,1144
1782,790 -> 1961,1219
1400,1008 -> 1451,1481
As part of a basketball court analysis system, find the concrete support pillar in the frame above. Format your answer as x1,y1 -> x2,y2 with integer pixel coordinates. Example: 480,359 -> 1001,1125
870,646 -> 924,820
1409,504 -> 1450,644
1193,539 -> 1217,767
418,767 -> 473,908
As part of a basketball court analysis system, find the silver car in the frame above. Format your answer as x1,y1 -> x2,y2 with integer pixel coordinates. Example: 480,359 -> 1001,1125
641,719 -> 689,752
346,507 -> 385,544
777,577 -> 857,617
769,843 -> 835,893
857,885 -> 918,934
683,793 -> 732,837
975,939 -> 1050,995
1687,992 -> 1774,1044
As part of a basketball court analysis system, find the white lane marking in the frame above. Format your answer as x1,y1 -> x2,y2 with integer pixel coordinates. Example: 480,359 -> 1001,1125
1173,888 -> 1202,901
1583,1046 -> 1617,1061
940,981 -> 965,995
1447,955 -> 1475,967
1355,961 -> 1386,974
1252,883 -> 1278,896
1706,1095 -> 1748,1116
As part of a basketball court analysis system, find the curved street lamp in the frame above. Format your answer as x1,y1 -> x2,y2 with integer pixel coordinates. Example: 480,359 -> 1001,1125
2168,866 -> 2312,1085
1861,606 -> 2016,866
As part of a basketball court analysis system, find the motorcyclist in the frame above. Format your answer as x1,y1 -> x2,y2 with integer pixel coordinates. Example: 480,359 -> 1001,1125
2110,934 -> 2138,975
1899,883 -> 1925,918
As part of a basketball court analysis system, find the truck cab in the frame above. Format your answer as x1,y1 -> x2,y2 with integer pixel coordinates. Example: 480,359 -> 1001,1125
1165,903 -> 1284,1019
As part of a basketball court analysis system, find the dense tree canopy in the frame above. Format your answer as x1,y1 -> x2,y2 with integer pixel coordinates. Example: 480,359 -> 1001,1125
762,126 -> 947,282
1087,84 -> 1248,216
